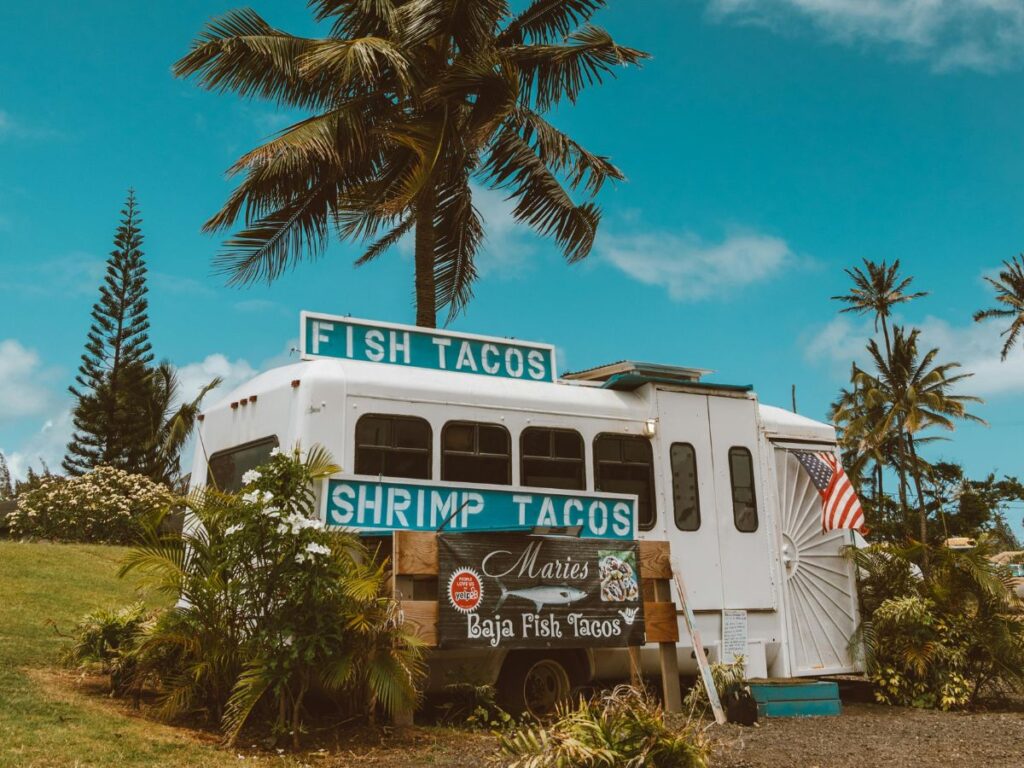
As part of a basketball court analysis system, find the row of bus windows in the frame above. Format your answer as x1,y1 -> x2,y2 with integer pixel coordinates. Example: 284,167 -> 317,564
206,418 -> 760,534
353,414 -> 758,533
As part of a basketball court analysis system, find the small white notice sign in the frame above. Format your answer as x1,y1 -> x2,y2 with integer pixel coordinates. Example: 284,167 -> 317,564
721,609 -> 748,663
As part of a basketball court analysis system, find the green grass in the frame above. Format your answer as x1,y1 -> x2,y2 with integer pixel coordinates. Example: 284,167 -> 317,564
0,541 -> 297,768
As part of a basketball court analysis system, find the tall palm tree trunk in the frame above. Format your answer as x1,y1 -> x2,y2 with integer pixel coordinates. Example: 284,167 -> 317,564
880,314 -> 913,515
414,188 -> 437,328
906,434 -> 930,575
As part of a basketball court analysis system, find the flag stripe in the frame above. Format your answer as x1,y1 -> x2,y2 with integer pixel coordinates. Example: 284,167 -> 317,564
791,449 -> 865,534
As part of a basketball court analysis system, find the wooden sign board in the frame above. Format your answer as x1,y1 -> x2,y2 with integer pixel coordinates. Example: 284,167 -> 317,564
436,533 -> 646,650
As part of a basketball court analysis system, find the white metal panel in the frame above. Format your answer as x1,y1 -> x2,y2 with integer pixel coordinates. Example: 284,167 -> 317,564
651,390 -> 723,610
708,396 -> 776,610
774,448 -> 861,675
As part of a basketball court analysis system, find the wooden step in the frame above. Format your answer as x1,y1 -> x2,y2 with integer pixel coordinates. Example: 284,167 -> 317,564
748,680 -> 841,718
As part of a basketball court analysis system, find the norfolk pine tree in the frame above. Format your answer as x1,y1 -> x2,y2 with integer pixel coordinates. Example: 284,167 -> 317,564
64,191 -> 156,475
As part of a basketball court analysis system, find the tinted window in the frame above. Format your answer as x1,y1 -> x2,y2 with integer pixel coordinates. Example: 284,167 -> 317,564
208,436 -> 279,492
594,434 -> 656,530
729,447 -> 758,532
442,421 -> 511,485
355,414 -> 431,479
670,443 -> 700,531
521,427 -> 585,491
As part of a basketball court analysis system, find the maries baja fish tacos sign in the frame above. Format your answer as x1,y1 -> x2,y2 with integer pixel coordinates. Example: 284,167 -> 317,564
437,533 -> 645,650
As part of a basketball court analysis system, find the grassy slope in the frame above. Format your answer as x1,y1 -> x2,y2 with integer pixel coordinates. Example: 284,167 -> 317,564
0,541 -> 295,768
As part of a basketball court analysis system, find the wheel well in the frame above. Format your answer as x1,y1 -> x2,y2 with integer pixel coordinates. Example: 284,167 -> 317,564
500,648 -> 592,685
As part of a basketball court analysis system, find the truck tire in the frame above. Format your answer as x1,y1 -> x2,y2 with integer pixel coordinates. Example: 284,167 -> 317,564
497,651 -> 576,718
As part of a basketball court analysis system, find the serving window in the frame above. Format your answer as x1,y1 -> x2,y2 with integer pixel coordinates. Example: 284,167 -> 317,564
520,427 -> 585,491
593,433 -> 656,530
441,421 -> 511,485
207,436 -> 279,492
670,442 -> 701,531
728,446 -> 758,532
355,414 -> 431,480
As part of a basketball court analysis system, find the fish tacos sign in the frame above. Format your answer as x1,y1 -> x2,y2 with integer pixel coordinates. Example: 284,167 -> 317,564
437,533 -> 646,650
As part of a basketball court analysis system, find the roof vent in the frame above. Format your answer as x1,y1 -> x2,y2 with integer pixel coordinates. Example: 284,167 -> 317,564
561,361 -> 714,392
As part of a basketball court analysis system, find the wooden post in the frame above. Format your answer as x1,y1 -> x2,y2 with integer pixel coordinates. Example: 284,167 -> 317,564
654,578 -> 682,713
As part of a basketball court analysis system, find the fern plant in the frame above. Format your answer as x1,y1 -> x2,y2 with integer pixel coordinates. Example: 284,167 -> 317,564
501,685 -> 710,768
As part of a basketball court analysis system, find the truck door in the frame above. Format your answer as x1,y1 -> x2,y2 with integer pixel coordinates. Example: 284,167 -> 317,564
773,446 -> 861,675
653,390 -> 723,610
708,396 -> 776,610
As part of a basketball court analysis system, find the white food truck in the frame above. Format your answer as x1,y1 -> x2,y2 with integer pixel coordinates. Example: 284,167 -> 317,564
190,313 -> 862,711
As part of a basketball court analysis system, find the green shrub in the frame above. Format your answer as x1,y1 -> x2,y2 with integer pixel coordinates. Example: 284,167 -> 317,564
682,658 -> 746,719
852,540 -> 1024,709
63,602 -> 150,695
436,683 -> 514,731
120,446 -> 425,748
10,466 -> 171,543
500,685 -> 710,768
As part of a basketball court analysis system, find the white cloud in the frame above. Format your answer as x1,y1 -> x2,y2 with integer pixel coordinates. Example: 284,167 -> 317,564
0,109 -> 61,141
177,354 -> 258,405
4,407 -> 74,480
708,0 -> 1024,72
0,340 -> 55,423
599,229 -> 794,301
803,313 -> 1024,396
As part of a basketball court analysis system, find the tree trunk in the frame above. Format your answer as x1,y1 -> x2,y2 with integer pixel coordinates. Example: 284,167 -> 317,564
414,188 -> 437,328
907,434 -> 930,575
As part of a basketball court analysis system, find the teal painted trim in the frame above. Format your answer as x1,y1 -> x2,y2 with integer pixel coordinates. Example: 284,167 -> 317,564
750,681 -> 840,702
757,699 -> 842,718
599,372 -> 754,393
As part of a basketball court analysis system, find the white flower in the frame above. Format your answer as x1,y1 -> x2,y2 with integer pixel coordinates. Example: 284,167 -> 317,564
270,447 -> 281,456
282,635 -> 293,647
262,490 -> 274,503
225,523 -> 244,536
264,507 -> 281,519
242,491 -> 260,504
305,541 -> 331,557
241,469 -> 261,485
294,553 -> 308,564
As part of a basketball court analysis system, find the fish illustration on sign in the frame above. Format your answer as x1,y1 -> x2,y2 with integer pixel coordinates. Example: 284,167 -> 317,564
495,583 -> 587,613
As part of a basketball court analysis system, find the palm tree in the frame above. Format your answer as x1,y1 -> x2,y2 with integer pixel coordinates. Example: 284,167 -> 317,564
174,2 -> 648,327
854,326 -> 984,570
974,255 -> 1024,360
832,259 -> 927,359
145,363 -> 222,486
832,259 -> 926,509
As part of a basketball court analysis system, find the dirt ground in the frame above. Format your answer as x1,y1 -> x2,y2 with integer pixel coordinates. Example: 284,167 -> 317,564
709,701 -> 1024,768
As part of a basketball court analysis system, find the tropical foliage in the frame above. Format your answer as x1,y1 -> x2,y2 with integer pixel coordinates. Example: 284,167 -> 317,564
852,541 -> 1024,709
8,466 -> 172,543
62,602 -> 152,696
115,446 -> 424,747
501,685 -> 710,768
974,254 -> 1024,360
830,261 -> 985,566
174,0 -> 648,326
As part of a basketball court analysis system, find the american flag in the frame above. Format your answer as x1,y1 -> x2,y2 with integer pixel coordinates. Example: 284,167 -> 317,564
792,450 -> 866,533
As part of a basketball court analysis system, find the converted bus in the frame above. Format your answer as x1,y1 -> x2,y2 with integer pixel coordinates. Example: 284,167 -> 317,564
190,314 -> 862,713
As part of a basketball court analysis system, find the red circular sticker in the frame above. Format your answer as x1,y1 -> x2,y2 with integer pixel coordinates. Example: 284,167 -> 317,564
448,568 -> 483,613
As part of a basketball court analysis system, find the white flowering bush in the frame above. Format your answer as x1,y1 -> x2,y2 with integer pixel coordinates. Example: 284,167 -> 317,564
119,445 -> 425,748
10,466 -> 172,543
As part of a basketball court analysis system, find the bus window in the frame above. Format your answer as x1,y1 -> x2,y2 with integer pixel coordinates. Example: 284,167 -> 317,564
594,433 -> 656,530
355,414 -> 431,479
207,436 -> 279,492
521,427 -> 585,491
442,421 -> 511,485
670,443 -> 700,531
728,447 -> 758,532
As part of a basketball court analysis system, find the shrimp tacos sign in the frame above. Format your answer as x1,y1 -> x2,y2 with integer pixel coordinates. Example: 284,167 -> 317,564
437,533 -> 646,650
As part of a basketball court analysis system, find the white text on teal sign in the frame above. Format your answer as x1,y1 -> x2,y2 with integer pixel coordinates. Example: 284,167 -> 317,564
301,313 -> 556,383
322,477 -> 636,540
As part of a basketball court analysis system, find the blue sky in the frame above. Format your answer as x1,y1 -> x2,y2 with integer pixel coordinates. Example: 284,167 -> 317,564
1,1 -> 1022,537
